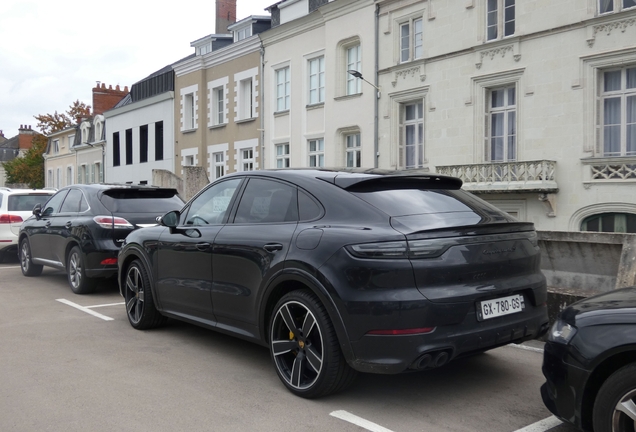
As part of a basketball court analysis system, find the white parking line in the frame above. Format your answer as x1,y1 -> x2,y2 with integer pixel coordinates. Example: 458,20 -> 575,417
330,410 -> 395,432
87,302 -> 124,309
512,416 -> 563,432
56,299 -> 115,321
508,343 -> 545,354
0,266 -> 21,269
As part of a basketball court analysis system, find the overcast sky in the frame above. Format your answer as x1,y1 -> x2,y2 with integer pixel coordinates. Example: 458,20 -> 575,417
0,0 -> 273,138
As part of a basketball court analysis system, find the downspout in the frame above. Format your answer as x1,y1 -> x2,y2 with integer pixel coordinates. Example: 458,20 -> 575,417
374,2 -> 380,168
260,39 -> 266,170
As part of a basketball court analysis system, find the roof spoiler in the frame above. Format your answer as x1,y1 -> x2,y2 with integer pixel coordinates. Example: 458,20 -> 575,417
319,173 -> 463,190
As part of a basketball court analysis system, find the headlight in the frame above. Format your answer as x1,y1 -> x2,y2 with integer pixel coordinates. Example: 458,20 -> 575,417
548,319 -> 577,344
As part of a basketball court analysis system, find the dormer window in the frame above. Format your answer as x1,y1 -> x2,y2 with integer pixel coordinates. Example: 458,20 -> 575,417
80,121 -> 91,144
94,115 -> 104,142
197,43 -> 212,56
235,26 -> 252,42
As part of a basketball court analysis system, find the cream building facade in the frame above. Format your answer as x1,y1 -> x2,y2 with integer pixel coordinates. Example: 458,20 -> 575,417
261,0 -> 377,170
376,0 -> 636,233
44,126 -> 76,189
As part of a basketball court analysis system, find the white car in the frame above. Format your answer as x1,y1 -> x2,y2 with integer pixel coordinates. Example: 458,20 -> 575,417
0,188 -> 54,262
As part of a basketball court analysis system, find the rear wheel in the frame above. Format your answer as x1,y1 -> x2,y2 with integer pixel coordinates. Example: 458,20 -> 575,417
67,246 -> 96,294
593,363 -> 636,432
124,259 -> 166,329
20,238 -> 42,276
269,290 -> 357,398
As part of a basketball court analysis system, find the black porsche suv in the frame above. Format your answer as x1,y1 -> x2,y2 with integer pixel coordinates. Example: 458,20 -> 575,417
19,184 -> 183,294
118,169 -> 549,398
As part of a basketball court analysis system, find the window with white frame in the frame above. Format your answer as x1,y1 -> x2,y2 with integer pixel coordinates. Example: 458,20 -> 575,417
346,45 -> 362,95
276,67 -> 290,112
308,57 -> 325,105
401,101 -> 425,169
241,148 -> 254,171
66,166 -> 73,186
239,78 -> 253,120
486,0 -> 515,41
400,18 -> 423,63
53,139 -> 59,155
185,93 -> 195,130
198,43 -> 211,56
487,86 -> 517,161
276,143 -> 290,168
67,134 -> 74,148
345,133 -> 361,168
601,67 -> 636,157
308,139 -> 324,167
235,26 -> 252,41
213,87 -> 225,125
582,213 -> 636,233
214,152 -> 225,179
599,0 -> 636,14
185,155 -> 195,166
47,170 -> 53,188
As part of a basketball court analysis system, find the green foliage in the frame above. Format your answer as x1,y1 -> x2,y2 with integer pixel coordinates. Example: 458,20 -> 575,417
3,134 -> 47,188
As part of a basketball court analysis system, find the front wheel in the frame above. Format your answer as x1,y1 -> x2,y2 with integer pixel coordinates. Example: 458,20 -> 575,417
67,246 -> 96,294
269,290 -> 356,398
20,238 -> 43,277
124,259 -> 166,329
593,363 -> 636,432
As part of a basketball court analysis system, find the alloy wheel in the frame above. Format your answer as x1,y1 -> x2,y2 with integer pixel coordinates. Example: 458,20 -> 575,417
68,251 -> 82,290
271,300 -> 324,390
20,242 -> 30,272
613,388 -> 636,431
125,265 -> 145,325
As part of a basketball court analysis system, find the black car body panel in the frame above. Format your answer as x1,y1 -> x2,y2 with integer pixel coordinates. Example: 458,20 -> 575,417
119,170 -> 549,375
541,287 -> 636,430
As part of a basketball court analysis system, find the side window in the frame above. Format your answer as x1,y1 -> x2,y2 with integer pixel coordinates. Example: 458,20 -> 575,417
298,190 -> 323,221
234,178 -> 298,224
60,189 -> 83,213
184,179 -> 242,226
41,190 -> 69,217
79,193 -> 89,212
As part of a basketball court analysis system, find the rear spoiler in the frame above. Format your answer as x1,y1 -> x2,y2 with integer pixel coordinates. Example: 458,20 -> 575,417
319,173 -> 463,190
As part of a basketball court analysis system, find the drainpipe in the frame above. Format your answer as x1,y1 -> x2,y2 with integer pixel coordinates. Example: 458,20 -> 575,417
260,40 -> 266,170
374,2 -> 380,169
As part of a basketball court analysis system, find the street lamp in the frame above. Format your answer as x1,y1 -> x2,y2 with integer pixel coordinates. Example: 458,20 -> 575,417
347,70 -> 381,99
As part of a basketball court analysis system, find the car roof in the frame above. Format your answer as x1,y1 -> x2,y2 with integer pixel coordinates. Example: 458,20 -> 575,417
56,183 -> 177,192
0,188 -> 55,195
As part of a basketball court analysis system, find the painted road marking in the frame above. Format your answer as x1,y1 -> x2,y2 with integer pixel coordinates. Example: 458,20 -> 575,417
0,266 -> 21,269
508,343 -> 545,354
56,299 -> 118,321
513,416 -> 563,432
87,302 -> 125,308
330,410 -> 395,432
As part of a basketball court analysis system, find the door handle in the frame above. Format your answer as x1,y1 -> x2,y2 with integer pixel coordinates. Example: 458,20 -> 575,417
263,243 -> 283,252
196,242 -> 211,251
65,221 -> 72,228
45,221 -> 51,228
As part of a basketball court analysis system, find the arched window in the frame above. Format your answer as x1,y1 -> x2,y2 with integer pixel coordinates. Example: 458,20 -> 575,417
581,213 -> 636,233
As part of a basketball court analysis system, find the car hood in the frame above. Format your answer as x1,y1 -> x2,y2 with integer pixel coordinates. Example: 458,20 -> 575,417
561,287 -> 636,327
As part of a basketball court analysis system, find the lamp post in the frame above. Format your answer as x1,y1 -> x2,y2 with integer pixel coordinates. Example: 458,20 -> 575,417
347,70 -> 381,99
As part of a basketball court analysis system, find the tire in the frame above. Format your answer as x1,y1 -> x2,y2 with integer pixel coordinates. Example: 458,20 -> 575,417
20,238 -> 43,277
269,290 -> 357,398
66,246 -> 96,294
593,363 -> 636,432
124,259 -> 167,330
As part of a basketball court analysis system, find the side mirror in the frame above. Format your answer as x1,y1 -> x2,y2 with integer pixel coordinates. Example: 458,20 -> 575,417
160,210 -> 180,228
33,203 -> 42,220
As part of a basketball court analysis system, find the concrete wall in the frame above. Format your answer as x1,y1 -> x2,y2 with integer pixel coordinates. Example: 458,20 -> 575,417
152,166 -> 209,202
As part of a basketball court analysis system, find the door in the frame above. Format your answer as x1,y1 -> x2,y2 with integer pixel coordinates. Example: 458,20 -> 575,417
212,178 -> 299,334
49,188 -> 83,265
156,178 -> 243,322
28,190 -> 69,264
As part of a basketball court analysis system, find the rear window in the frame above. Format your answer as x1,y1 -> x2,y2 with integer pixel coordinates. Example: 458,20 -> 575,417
100,189 -> 183,213
350,189 -> 473,217
8,194 -> 53,211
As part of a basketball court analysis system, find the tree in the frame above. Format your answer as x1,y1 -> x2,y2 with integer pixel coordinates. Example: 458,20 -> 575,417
34,100 -> 91,135
3,133 -> 47,188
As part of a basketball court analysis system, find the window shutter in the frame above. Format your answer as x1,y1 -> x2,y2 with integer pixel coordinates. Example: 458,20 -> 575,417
595,95 -> 602,156
99,163 -> 104,183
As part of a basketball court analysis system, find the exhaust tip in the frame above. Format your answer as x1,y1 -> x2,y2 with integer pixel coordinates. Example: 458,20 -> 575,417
411,353 -> 432,370
434,351 -> 449,367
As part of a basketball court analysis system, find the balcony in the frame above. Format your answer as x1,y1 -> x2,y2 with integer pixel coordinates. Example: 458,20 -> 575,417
435,160 -> 558,193
582,156 -> 636,186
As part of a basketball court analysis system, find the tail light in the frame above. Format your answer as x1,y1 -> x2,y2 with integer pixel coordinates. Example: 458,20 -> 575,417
0,214 -> 23,224
93,216 -> 133,229
367,327 -> 436,336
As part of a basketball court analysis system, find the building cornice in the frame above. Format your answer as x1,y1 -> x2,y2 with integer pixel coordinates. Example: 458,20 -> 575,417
173,37 -> 262,77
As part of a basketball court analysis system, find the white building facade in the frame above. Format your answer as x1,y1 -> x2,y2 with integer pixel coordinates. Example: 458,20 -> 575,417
376,0 -> 636,233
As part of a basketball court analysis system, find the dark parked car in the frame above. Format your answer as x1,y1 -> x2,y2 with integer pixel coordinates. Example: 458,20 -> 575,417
19,184 -> 183,294
542,287 -> 636,432
118,169 -> 549,398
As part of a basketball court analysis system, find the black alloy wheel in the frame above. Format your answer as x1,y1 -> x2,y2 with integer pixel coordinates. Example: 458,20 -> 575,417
269,290 -> 356,398
594,363 -> 636,432
124,260 -> 166,329
20,238 -> 42,277
66,246 -> 96,294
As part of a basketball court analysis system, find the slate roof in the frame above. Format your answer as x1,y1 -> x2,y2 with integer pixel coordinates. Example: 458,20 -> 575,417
0,135 -> 19,162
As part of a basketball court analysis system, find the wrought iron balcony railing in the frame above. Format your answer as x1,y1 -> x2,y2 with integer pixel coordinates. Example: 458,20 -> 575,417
435,160 -> 558,193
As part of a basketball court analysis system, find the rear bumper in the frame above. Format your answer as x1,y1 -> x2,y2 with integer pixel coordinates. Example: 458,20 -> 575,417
84,245 -> 119,279
347,304 -> 549,374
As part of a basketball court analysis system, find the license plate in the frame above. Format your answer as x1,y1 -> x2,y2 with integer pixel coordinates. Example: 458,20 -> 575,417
477,294 -> 525,321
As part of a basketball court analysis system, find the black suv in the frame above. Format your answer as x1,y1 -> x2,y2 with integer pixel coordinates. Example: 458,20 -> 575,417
19,184 -> 183,293
542,287 -> 636,432
118,170 -> 549,398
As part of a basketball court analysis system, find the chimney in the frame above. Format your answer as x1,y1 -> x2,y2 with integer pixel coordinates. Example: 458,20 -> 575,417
216,0 -> 237,33
92,83 -> 129,115
18,125 -> 35,150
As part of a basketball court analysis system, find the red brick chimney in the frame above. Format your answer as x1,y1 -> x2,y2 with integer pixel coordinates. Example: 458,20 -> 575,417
216,0 -> 237,33
18,125 -> 35,150
92,83 -> 129,115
